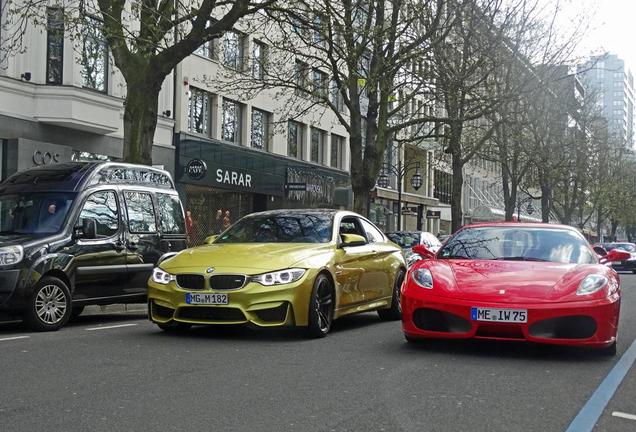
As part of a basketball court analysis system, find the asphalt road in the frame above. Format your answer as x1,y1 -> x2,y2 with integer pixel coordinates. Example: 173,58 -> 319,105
1,276 -> 636,432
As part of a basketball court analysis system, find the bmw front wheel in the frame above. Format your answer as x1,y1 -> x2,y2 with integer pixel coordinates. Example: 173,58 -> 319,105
307,274 -> 334,338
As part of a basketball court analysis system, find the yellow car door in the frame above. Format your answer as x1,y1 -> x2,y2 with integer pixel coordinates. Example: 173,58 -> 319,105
333,217 -> 376,309
357,218 -> 394,302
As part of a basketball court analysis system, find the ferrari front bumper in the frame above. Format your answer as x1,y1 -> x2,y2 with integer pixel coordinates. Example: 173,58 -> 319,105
401,292 -> 620,349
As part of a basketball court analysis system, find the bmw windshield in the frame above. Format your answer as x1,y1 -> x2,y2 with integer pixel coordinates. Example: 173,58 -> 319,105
438,226 -> 596,264
0,192 -> 75,235
216,213 -> 334,243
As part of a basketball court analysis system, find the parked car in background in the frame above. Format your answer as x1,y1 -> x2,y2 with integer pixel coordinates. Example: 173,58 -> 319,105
386,231 -> 442,267
594,242 -> 636,273
148,209 -> 406,338
0,162 -> 187,331
402,222 -> 630,355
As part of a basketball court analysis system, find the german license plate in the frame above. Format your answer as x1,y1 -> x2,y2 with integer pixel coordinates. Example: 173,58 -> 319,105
185,293 -> 228,305
471,307 -> 527,323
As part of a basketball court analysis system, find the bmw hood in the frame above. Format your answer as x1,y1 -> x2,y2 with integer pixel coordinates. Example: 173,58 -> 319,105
426,260 -> 601,303
160,243 -> 333,273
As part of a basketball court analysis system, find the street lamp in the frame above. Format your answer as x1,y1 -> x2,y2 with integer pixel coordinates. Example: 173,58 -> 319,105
516,195 -> 535,222
376,159 -> 422,231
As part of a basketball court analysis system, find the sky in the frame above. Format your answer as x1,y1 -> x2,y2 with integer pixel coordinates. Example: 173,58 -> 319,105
563,0 -> 636,71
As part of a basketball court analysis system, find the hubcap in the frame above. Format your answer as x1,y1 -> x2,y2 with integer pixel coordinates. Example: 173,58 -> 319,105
35,285 -> 67,325
315,280 -> 333,332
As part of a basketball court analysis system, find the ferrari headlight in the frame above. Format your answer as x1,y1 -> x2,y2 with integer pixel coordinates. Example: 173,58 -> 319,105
577,274 -> 608,295
151,267 -> 175,285
412,268 -> 433,289
0,245 -> 23,267
251,268 -> 306,286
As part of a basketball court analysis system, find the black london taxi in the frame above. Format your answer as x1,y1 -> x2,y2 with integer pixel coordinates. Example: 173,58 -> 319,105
0,162 -> 187,331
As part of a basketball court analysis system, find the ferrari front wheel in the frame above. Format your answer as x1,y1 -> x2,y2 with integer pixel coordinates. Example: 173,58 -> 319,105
306,274 -> 334,338
378,269 -> 405,321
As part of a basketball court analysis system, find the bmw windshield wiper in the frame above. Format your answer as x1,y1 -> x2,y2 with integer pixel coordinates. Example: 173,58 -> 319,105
493,256 -> 549,262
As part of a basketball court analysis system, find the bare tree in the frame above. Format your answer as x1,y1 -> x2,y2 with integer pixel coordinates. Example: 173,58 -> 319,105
200,0 -> 451,216
3,0 -> 277,164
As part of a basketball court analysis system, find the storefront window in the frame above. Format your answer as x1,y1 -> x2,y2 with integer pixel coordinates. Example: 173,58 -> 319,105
251,109 -> 269,150
188,87 -> 211,136
222,99 -> 242,144
183,184 -> 253,246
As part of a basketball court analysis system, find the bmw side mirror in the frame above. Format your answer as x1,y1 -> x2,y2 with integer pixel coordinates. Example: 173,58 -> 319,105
340,233 -> 367,248
204,235 -> 218,245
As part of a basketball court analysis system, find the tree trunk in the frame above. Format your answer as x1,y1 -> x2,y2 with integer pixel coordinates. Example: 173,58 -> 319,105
610,219 -> 619,241
353,186 -> 371,217
122,81 -> 162,164
450,152 -> 464,233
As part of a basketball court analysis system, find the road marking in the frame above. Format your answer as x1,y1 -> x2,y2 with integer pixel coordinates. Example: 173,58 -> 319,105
565,339 -> 636,432
85,323 -> 138,331
0,336 -> 30,341
612,411 -> 636,421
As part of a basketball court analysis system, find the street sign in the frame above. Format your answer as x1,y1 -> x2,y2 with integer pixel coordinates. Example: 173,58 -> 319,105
426,210 -> 441,219
285,182 -> 307,191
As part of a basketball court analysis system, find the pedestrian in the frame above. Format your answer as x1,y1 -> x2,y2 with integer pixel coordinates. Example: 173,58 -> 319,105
223,210 -> 231,231
185,210 -> 195,244
215,209 -> 223,234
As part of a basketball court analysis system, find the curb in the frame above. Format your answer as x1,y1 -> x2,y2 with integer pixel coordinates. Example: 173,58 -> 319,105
82,304 -> 148,316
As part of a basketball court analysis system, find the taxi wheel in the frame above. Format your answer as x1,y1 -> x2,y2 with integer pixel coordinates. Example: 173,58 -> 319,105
156,321 -> 192,332
24,276 -> 72,332
378,269 -> 405,321
307,274 -> 334,338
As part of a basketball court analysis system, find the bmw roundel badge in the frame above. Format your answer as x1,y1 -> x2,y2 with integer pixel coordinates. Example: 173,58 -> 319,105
206,267 -> 215,273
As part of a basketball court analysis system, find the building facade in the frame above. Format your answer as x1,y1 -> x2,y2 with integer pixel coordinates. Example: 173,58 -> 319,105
578,53 -> 635,149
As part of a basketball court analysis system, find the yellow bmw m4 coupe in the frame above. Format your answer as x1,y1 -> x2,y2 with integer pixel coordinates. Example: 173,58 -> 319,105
147,209 -> 406,337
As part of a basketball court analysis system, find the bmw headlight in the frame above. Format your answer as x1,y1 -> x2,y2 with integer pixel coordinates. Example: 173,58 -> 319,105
0,245 -> 23,267
251,269 -> 306,286
152,267 -> 175,285
411,268 -> 433,289
577,274 -> 608,295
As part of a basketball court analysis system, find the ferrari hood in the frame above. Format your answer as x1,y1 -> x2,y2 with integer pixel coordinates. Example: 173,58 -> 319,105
161,243 -> 333,273
429,260 -> 593,303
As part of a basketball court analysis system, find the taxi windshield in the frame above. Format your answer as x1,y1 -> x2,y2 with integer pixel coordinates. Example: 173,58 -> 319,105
0,192 -> 75,235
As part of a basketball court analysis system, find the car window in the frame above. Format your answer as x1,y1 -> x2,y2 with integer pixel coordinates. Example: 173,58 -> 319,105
339,217 -> 365,238
77,191 -> 119,238
422,232 -> 442,248
216,213 -> 333,243
359,218 -> 384,243
124,191 -> 157,233
156,193 -> 185,234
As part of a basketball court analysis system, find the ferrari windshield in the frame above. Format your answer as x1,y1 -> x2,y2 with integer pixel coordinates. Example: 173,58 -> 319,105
438,226 -> 596,264
0,192 -> 75,235
216,213 -> 333,243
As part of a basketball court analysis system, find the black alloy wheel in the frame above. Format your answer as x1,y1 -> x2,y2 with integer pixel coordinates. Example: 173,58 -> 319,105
378,269 -> 406,321
24,276 -> 72,331
307,274 -> 334,338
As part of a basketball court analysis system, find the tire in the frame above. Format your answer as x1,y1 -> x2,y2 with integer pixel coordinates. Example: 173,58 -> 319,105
70,305 -> 85,321
378,269 -> 405,321
23,276 -> 72,332
306,274 -> 334,338
156,321 -> 192,332
404,334 -> 421,344
599,340 -> 617,356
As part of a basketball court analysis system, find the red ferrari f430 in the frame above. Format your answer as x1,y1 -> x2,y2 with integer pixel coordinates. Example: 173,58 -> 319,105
401,223 -> 630,355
